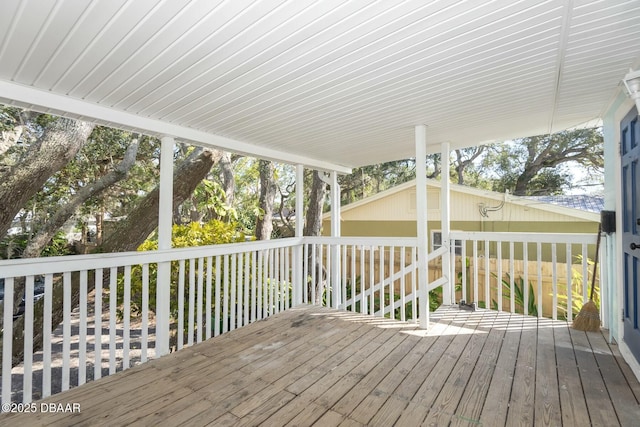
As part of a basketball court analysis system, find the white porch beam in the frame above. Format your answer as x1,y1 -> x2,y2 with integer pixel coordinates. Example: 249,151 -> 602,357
331,171 -> 341,237
0,80 -> 351,174
294,164 -> 304,305
158,137 -> 174,250
296,165 -> 305,238
416,125 -> 429,329
155,136 -> 174,357
440,142 -> 452,305
330,171 -> 342,309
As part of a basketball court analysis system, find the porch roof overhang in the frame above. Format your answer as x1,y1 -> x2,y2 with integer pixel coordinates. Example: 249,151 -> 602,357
1,0 -> 639,172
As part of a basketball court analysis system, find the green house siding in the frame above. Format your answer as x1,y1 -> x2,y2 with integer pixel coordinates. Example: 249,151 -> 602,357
323,220 -> 598,237
322,220 -> 598,262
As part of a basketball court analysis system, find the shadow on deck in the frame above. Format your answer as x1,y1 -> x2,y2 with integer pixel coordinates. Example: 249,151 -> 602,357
2,305 -> 639,426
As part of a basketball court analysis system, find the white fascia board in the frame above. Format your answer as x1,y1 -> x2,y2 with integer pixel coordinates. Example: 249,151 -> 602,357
0,80 -> 351,174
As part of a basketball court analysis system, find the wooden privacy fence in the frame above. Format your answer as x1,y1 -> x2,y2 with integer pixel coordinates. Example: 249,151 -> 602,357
451,231 -> 599,320
448,256 -> 597,320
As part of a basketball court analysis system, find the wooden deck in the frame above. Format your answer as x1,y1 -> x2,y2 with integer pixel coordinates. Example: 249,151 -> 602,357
2,305 -> 640,426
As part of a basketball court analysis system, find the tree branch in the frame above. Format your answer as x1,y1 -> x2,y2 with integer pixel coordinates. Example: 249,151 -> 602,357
22,139 -> 140,258
0,117 -> 95,236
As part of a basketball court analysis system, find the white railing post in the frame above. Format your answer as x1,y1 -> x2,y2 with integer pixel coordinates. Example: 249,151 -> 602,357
416,125 -> 429,328
331,170 -> 342,309
294,164 -> 304,305
156,135 -> 174,357
2,278 -> 14,405
597,239 -> 607,329
440,142 -> 452,305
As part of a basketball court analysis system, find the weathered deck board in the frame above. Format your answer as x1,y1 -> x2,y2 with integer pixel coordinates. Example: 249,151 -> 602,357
534,319 -> 562,426
2,305 -> 639,427
586,329 -> 640,426
506,315 -> 538,426
554,320 -> 591,426
450,311 -> 508,426
479,312 -> 523,426
373,310 -> 463,425
569,327 -> 620,426
423,311 -> 491,426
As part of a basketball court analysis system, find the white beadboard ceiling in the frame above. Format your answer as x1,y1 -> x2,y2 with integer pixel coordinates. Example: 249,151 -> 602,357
1,0 -> 639,172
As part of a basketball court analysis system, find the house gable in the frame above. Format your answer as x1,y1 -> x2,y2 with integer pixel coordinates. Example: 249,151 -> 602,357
328,179 -> 599,224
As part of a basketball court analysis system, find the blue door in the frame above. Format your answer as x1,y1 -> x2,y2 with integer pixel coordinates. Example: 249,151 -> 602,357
622,107 -> 640,364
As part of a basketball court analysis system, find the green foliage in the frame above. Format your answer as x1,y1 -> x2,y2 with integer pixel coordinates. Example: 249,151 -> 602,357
170,220 -> 245,249
0,231 -> 72,259
339,159 -> 417,205
557,255 -> 600,320
3,121 -> 160,243
197,179 -> 236,221
428,288 -> 443,312
173,179 -> 237,224
482,128 -> 603,196
230,157 -> 261,233
337,128 -> 603,206
489,166 -> 570,196
39,232 -> 74,257
73,129 -> 159,219
491,273 -> 538,316
117,220 -> 245,321
0,106 -> 20,132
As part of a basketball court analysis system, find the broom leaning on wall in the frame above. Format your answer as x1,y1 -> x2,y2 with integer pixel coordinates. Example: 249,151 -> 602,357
572,223 -> 601,332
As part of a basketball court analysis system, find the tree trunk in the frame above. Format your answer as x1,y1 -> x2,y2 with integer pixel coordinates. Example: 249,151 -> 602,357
95,208 -> 104,246
0,117 -> 95,236
219,152 -> 235,215
304,170 -> 328,303
21,139 -> 139,258
453,147 -> 485,185
304,171 -> 327,236
81,222 -> 88,245
173,206 -> 183,225
100,147 -> 223,252
256,160 -> 276,240
3,147 -> 222,368
513,171 -> 536,196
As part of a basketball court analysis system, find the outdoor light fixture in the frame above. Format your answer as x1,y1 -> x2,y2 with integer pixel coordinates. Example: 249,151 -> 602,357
623,68 -> 640,111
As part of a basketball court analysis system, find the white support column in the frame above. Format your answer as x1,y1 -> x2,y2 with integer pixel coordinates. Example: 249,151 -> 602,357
416,125 -> 429,329
294,164 -> 304,305
440,142 -> 452,305
331,171 -> 342,309
156,136 -> 174,356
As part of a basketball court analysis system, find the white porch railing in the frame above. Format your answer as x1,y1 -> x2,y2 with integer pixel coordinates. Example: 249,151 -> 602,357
0,238 -> 299,405
0,232 -> 601,406
301,237 -> 422,321
450,231 -> 601,322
